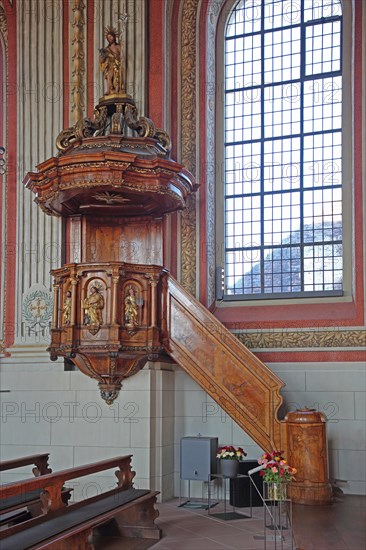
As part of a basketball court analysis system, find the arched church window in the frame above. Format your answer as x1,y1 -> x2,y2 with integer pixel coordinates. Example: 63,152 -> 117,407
222,0 -> 343,299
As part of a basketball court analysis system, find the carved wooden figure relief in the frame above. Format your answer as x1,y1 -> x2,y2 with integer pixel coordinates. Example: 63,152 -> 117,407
82,283 -> 104,334
62,291 -> 72,325
124,285 -> 139,334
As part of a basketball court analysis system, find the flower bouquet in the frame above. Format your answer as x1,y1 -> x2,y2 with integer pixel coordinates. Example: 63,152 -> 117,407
258,450 -> 297,500
217,445 -> 247,477
217,445 -> 247,460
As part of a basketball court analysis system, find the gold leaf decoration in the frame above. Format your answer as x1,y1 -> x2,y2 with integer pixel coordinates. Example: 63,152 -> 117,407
71,0 -> 86,123
180,0 -> 199,296
235,329 -> 366,349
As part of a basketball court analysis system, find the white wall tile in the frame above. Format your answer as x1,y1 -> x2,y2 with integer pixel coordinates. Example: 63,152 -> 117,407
282,391 -> 355,420
75,390 -> 151,420
355,392 -> 366,420
69,371 -> 99,391
306,370 -> 365,392
342,480 -> 365,495
232,421 -> 262,448
0,371 -> 71,391
175,389 -> 207,418
128,417 -> 152,447
274,371 -> 306,391
68,474 -> 119,502
327,420 -> 366,451
328,448 -> 339,480
1,416 -> 51,445
50,416 -> 132,447
0,391 -> 78,420
338,450 -> 366,481
174,370 -> 202,391
174,415 -> 234,445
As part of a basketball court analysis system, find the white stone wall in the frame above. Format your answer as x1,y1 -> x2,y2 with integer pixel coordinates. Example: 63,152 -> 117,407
0,359 -> 175,501
2,359 -> 364,500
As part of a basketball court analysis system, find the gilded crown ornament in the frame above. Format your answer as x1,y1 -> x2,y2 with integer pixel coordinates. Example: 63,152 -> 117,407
104,25 -> 120,38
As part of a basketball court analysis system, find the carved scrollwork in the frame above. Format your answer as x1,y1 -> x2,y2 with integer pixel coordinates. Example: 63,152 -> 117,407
56,106 -> 108,151
124,103 -> 155,137
124,104 -> 171,152
40,484 -> 65,514
154,128 -> 172,152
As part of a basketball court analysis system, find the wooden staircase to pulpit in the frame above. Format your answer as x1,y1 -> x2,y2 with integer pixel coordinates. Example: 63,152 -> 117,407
161,274 -> 332,505
161,275 -> 285,453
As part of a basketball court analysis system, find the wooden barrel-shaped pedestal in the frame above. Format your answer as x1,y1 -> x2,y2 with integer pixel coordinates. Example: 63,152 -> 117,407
285,408 -> 333,505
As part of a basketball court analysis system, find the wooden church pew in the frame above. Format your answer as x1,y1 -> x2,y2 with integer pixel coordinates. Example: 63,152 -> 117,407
0,453 -> 52,477
0,455 -> 161,549
0,453 -> 55,527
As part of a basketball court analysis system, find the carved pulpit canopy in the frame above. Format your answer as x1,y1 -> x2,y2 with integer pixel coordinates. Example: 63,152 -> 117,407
24,19 -> 197,219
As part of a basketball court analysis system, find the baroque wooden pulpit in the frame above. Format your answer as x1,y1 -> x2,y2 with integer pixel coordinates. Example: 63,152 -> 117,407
24,26 -> 332,505
24,87 -> 196,404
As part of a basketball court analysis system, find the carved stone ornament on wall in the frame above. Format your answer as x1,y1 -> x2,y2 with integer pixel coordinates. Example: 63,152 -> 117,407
0,5 -> 8,54
71,0 -> 86,123
180,0 -> 199,296
22,287 -> 53,333
206,0 -> 223,304
0,4 -> 8,354
236,329 -> 366,350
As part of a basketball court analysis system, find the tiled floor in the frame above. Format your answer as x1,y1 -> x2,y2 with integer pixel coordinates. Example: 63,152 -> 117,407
94,494 -> 366,549
151,495 -> 366,550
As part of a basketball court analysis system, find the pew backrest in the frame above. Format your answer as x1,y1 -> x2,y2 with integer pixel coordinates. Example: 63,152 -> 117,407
0,453 -> 52,477
0,455 -> 134,514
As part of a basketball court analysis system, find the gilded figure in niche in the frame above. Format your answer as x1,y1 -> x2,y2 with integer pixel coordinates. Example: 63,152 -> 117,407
82,285 -> 104,333
124,287 -> 139,328
62,290 -> 72,325
99,26 -> 123,95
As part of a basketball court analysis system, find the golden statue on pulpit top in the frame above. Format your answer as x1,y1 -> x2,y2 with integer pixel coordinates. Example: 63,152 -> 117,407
99,27 -> 123,95
99,19 -> 127,96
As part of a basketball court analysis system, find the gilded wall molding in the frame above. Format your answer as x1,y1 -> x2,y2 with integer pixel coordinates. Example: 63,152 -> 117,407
205,0 -> 223,304
0,3 -> 8,354
180,0 -> 199,296
0,5 -> 8,54
71,0 -> 86,123
235,329 -> 366,350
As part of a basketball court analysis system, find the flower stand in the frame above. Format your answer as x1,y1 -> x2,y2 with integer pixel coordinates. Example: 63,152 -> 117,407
262,481 -> 294,550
